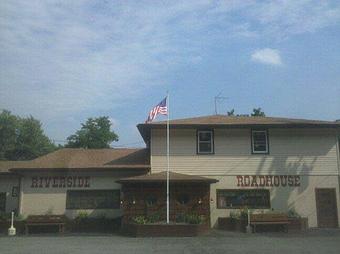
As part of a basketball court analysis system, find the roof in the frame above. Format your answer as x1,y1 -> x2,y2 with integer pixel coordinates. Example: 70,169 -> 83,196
6,148 -> 150,172
137,115 -> 340,142
0,161 -> 27,174
117,171 -> 218,184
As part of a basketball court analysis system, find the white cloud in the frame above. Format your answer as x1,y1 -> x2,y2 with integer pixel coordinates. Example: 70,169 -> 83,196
0,0 -> 339,141
251,48 -> 282,66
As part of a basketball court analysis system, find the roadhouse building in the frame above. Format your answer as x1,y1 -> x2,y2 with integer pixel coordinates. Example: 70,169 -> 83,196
0,115 -> 340,228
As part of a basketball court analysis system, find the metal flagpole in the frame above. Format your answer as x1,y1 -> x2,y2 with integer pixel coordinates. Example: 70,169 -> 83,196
166,91 -> 170,224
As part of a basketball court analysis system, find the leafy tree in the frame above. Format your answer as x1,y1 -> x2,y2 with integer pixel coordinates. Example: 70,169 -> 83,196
227,109 -> 235,116
65,116 -> 118,148
0,110 -> 57,160
251,108 -> 266,117
0,110 -> 18,160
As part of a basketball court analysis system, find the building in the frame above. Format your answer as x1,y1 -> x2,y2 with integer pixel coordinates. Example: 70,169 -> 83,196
1,115 -> 340,228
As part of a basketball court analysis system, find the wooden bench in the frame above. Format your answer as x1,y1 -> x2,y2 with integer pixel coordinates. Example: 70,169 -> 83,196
250,213 -> 290,233
25,215 -> 67,234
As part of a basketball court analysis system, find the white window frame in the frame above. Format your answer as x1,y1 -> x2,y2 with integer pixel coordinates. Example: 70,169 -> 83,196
197,130 -> 214,154
251,130 -> 269,154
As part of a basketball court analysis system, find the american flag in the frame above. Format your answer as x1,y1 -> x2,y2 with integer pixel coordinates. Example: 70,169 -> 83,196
146,97 -> 167,123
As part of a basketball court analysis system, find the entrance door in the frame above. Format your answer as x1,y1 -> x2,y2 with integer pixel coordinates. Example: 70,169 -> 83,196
0,192 -> 6,212
315,188 -> 339,228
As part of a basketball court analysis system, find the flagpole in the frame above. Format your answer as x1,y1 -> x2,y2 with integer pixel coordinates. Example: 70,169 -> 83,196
166,91 -> 170,224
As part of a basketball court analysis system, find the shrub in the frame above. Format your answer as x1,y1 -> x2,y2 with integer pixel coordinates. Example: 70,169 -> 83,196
147,212 -> 161,223
0,212 -> 24,221
287,208 -> 301,218
175,213 -> 186,223
229,208 -> 250,221
184,214 -> 205,225
132,215 -> 149,225
75,211 -> 89,222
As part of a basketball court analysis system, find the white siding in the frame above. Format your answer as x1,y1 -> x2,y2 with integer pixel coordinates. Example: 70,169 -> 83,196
151,128 -> 339,176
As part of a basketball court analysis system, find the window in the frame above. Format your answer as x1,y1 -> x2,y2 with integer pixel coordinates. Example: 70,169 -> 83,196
176,194 -> 190,205
145,195 -> 157,206
197,130 -> 214,154
251,130 -> 269,154
217,189 -> 270,209
66,190 -> 120,209
0,193 -> 6,212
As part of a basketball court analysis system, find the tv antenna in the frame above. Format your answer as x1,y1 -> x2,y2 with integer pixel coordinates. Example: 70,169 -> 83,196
214,92 -> 228,115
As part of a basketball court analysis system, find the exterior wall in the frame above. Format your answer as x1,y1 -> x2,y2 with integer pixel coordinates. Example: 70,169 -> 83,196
0,175 -> 20,213
151,128 -> 339,175
151,127 -> 340,228
209,175 -> 340,228
19,171 -> 129,219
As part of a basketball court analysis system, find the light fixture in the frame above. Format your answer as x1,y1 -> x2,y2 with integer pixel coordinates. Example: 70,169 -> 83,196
198,198 -> 202,204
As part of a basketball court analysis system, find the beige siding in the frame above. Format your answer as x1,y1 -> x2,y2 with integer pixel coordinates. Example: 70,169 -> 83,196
20,171 -> 123,219
209,175 -> 340,228
151,128 -> 339,175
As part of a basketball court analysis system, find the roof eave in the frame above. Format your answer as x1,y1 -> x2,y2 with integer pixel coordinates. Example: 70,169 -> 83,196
137,122 -> 340,144
9,166 -> 150,172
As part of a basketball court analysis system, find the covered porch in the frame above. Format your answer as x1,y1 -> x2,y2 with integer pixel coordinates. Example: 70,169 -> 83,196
117,171 -> 218,225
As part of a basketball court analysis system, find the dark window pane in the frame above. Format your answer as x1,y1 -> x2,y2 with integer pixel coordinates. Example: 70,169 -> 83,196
217,189 -> 270,209
199,132 -> 211,142
176,194 -> 190,205
0,193 -> 6,212
66,190 -> 120,209
252,131 -> 268,152
199,142 -> 212,153
145,195 -> 157,206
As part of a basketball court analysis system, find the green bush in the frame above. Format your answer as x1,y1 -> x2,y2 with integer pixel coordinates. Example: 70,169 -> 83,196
184,214 -> 205,224
147,212 -> 161,223
0,212 -> 25,221
75,211 -> 89,222
287,208 -> 301,218
132,215 -> 149,225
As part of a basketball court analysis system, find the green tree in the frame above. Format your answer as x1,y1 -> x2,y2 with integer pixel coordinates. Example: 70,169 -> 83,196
0,110 -> 18,160
227,109 -> 235,116
251,108 -> 266,117
0,110 -> 57,160
65,116 -> 118,148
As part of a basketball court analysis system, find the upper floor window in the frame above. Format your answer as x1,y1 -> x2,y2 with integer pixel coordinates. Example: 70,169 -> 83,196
197,130 -> 214,154
251,130 -> 269,154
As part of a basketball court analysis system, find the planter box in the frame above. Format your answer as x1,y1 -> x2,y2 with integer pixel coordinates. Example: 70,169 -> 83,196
67,218 -> 122,233
218,217 -> 247,232
122,223 -> 209,237
288,218 -> 308,231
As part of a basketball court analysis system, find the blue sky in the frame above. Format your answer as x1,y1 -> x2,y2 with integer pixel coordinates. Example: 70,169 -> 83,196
0,0 -> 340,147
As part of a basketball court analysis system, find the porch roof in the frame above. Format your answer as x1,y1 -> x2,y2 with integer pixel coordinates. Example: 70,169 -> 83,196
117,171 -> 218,184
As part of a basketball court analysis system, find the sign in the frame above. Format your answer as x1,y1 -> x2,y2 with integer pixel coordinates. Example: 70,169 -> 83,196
31,176 -> 90,188
236,175 -> 300,187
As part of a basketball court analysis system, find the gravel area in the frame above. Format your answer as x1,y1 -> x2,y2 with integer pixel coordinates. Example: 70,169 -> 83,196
0,229 -> 340,254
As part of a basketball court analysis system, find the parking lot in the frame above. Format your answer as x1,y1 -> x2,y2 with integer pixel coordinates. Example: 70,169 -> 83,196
0,229 -> 340,254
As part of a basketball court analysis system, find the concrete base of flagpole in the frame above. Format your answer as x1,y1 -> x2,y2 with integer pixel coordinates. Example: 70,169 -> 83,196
8,227 -> 16,236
